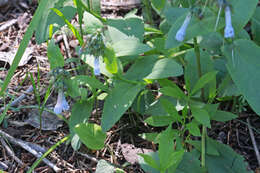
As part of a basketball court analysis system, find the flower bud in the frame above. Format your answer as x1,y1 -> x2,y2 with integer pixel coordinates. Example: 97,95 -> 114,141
175,13 -> 192,42
54,89 -> 69,114
224,6 -> 234,38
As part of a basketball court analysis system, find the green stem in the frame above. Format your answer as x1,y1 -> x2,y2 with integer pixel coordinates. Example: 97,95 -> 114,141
141,0 -> 154,26
193,38 -> 206,170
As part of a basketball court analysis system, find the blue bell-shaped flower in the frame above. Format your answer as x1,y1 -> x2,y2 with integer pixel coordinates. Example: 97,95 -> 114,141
224,6 -> 235,38
94,57 -> 100,76
54,89 -> 69,114
175,13 -> 192,42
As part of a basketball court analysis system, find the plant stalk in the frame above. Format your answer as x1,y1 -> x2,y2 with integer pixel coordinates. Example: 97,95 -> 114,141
193,37 -> 206,169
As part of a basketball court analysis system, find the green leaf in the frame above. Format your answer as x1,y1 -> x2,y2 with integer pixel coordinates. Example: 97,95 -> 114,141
0,0 -> 49,96
139,153 -> 160,171
160,98 -> 182,122
186,121 -> 201,137
112,38 -> 151,57
107,17 -> 144,42
101,82 -> 144,131
95,159 -> 115,173
47,39 -> 64,69
159,127 -> 183,171
210,110 -> 238,122
188,138 -> 220,156
223,39 -> 260,115
124,56 -> 183,81
160,86 -> 187,100
229,0 -> 258,33
252,7 -> 260,46
83,11 -> 103,34
151,0 -> 166,13
175,151 -> 203,173
190,106 -> 211,128
139,133 -> 160,144
145,58 -> 183,79
75,123 -> 106,150
191,71 -> 218,96
104,46 -> 118,74
65,75 -> 108,98
69,100 -> 93,133
144,116 -> 175,127
138,152 -> 160,173
205,137 -> 253,173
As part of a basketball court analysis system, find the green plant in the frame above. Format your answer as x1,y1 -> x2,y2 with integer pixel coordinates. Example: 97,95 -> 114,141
3,0 -> 260,172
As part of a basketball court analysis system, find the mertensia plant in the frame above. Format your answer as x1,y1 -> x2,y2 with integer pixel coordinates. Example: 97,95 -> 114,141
6,0 -> 260,172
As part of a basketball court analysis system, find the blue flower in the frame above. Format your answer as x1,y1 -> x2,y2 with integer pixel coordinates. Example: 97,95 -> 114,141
54,89 -> 69,114
175,13 -> 192,42
94,57 -> 100,76
224,6 -> 234,38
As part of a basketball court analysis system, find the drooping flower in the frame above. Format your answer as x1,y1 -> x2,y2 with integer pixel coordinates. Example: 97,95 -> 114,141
94,57 -> 100,76
175,13 -> 192,42
54,89 -> 69,114
224,6 -> 235,38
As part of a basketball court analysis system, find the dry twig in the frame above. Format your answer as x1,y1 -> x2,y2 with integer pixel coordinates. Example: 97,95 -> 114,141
0,129 -> 61,172
247,118 -> 260,167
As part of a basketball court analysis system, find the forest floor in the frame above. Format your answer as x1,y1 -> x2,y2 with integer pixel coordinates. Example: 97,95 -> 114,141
0,1 -> 259,173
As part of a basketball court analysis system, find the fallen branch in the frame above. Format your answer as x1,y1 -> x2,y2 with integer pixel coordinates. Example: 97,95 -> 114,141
0,129 -> 61,172
247,118 -> 260,167
0,19 -> 17,32
0,85 -> 33,112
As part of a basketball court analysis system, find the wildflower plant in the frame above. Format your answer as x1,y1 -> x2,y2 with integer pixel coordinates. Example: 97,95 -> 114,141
5,0 -> 260,172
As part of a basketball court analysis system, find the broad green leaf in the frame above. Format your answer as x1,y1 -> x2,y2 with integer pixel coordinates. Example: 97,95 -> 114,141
191,106 -> 211,128
47,39 -> 64,69
139,153 -> 160,171
107,17 -> 144,42
210,110 -> 237,122
159,127 -> 183,172
160,86 -> 187,100
175,151 -> 203,173
104,46 -> 118,74
163,7 -> 189,23
69,100 -> 93,133
144,116 -> 175,127
251,7 -> 260,46
186,121 -> 201,137
160,98 -> 181,122
145,58 -> 183,79
188,137 -> 220,156
0,0 -> 49,96
75,123 -> 106,150
229,0 -> 258,33
65,75 -> 108,98
205,137 -> 253,173
138,152 -> 160,173
83,11 -> 103,34
95,159 -> 115,173
223,39 -> 260,115
124,56 -> 183,81
112,38 -> 151,57
151,0 -> 166,13
191,71 -> 218,96
200,32 -> 223,55
101,82 -> 144,131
